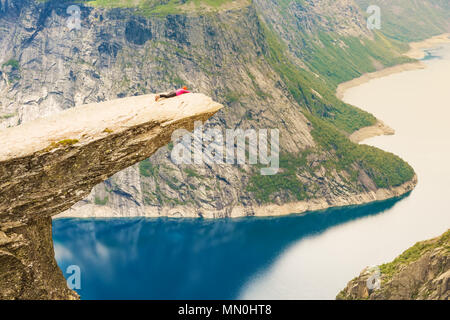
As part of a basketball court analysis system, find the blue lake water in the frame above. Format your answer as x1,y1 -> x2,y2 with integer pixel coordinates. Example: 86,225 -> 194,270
53,43 -> 450,300
53,196 -> 407,300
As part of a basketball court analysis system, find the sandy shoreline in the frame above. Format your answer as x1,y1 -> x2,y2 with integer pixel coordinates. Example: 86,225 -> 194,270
57,34 -> 450,220
336,61 -> 425,100
336,33 -> 450,101
405,33 -> 450,59
348,120 -> 395,143
338,33 -> 450,142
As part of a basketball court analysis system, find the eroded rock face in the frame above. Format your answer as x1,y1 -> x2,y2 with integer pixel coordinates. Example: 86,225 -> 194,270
1,0 -> 413,220
0,93 -> 222,299
0,217 -> 78,299
0,0 -> 318,218
337,230 -> 450,300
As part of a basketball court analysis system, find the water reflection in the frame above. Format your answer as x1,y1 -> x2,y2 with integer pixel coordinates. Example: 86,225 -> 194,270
53,194 -> 408,300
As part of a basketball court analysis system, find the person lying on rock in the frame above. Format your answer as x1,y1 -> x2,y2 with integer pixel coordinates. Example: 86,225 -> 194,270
155,86 -> 191,102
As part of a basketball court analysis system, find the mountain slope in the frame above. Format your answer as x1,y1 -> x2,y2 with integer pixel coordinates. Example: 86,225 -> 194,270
0,0 -> 422,218
355,0 -> 450,42
337,230 -> 450,300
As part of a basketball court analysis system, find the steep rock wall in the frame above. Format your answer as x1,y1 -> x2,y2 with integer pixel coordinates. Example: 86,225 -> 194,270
0,0 -> 418,218
0,93 -> 222,299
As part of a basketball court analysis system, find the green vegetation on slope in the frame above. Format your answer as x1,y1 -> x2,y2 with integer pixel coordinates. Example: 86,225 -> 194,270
307,115 -> 415,189
246,114 -> 415,203
245,19 -> 415,203
259,1 -> 416,89
86,0 -> 248,16
94,195 -> 109,205
2,58 -> 21,82
0,113 -> 16,119
2,58 -> 20,70
261,22 -> 378,133
337,229 -> 450,299
379,230 -> 450,281
139,158 -> 157,177
299,31 -> 412,87
70,0 -> 419,205
355,0 -> 450,42
246,153 -> 309,202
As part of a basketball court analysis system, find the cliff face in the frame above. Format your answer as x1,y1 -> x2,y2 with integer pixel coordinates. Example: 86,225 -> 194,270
337,230 -> 450,300
0,0 -> 312,217
0,93 -> 222,299
0,0 -> 420,218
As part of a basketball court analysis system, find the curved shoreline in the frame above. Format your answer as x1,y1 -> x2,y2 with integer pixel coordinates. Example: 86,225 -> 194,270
349,120 -> 395,144
336,62 -> 426,100
406,33 -> 450,59
57,35 -> 450,220
336,33 -> 450,101
57,174 -> 417,219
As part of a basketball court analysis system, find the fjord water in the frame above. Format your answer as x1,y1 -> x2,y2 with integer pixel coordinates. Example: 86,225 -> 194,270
53,44 -> 450,300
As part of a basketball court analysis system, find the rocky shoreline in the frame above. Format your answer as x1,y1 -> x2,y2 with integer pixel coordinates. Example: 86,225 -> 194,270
337,230 -> 450,300
336,33 -> 450,101
56,174 -> 418,219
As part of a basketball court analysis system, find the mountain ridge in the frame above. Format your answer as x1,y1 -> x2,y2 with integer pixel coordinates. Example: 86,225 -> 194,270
0,0 -> 424,218
2,0 -> 448,218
